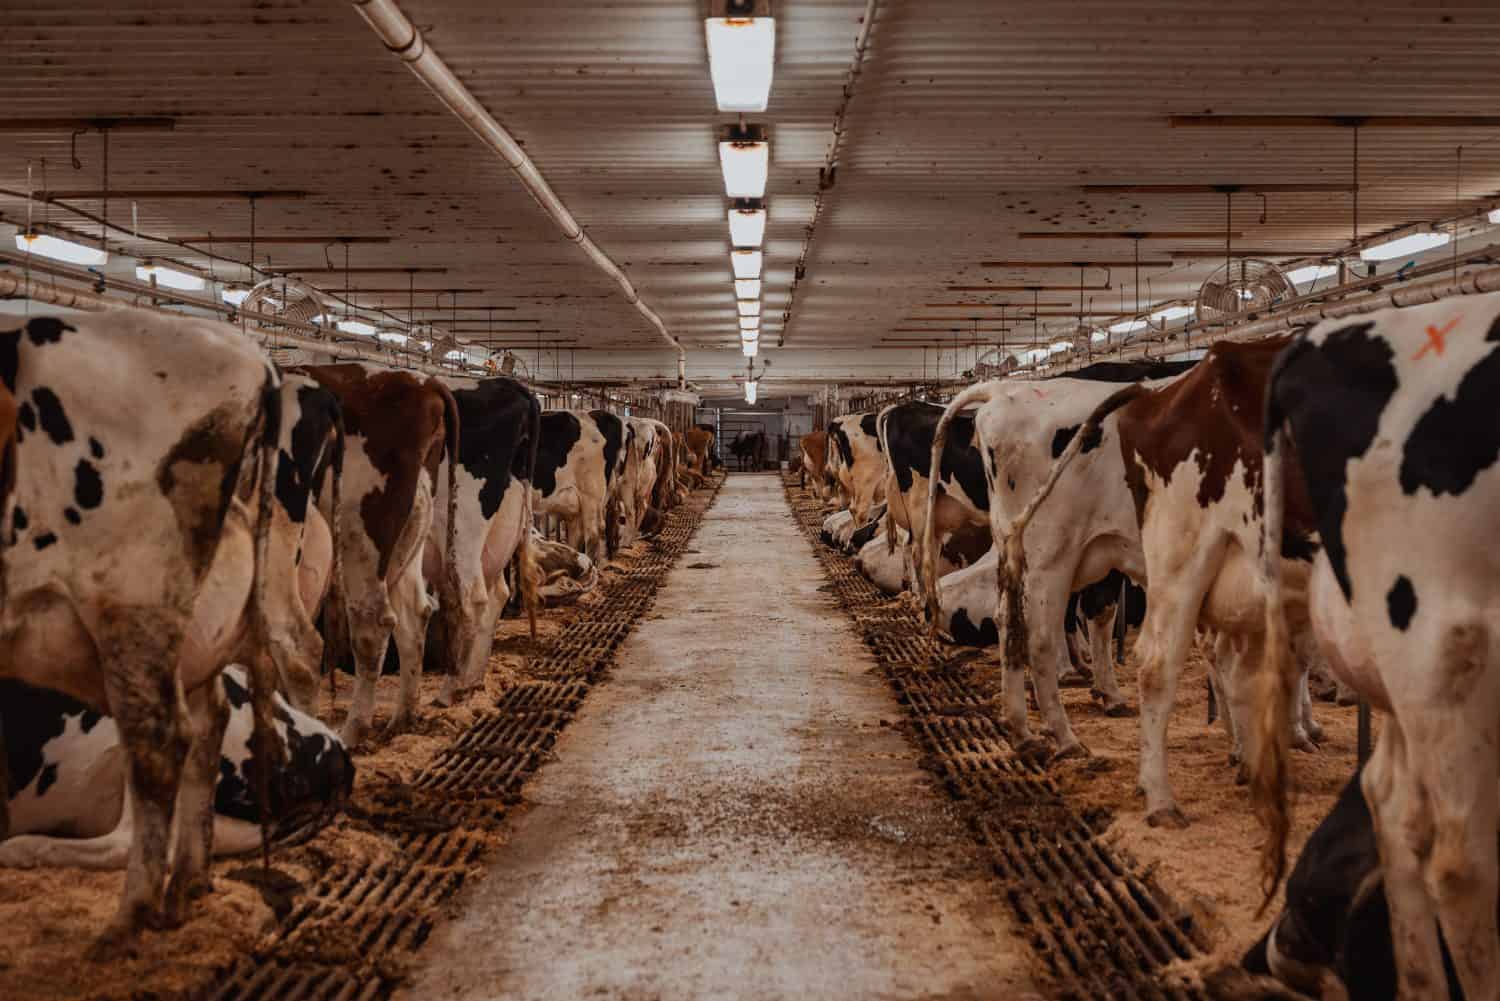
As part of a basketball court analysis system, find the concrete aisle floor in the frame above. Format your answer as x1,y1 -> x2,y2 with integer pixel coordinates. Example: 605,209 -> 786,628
400,475 -> 1040,1001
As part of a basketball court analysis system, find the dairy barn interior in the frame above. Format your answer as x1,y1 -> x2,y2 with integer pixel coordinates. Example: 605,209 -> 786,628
4,2 -> 1500,1000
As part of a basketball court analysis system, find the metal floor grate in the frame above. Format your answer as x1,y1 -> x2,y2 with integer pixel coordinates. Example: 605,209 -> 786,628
195,475 -> 725,1001
782,475 -> 1235,1001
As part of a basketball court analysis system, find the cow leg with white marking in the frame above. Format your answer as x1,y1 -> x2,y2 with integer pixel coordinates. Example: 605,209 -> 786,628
163,675 -> 230,920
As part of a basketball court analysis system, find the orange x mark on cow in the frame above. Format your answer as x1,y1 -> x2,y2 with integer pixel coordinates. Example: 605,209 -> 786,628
1414,316 -> 1461,361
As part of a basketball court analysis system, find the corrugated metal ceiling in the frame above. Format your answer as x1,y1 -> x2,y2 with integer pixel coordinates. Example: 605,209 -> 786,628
3,1 -> 1500,395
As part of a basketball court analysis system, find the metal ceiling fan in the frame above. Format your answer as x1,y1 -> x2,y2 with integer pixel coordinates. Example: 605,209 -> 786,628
1194,192 -> 1294,324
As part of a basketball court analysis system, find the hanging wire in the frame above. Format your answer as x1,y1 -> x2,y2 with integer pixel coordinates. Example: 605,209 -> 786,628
1454,145 -> 1464,282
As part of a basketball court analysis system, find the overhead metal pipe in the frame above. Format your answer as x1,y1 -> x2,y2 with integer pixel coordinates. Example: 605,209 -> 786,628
352,0 -> 687,386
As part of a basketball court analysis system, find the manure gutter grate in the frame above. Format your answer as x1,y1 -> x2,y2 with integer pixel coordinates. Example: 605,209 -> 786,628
782,474 -> 1260,1001
196,475 -> 725,1001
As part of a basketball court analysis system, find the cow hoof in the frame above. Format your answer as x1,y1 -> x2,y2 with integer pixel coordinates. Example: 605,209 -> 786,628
162,875 -> 210,927
1336,693 -> 1359,707
87,926 -> 141,962
1304,720 -> 1325,744
1102,701 -> 1135,718
1292,734 -> 1319,753
1145,806 -> 1190,830
338,720 -> 369,749
1051,742 -> 1090,763
1235,763 -> 1250,786
1059,669 -> 1093,688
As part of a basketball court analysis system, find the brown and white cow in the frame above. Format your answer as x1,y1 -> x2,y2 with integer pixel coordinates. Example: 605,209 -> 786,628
1109,337 -> 1323,826
828,413 -> 886,525
0,311 -> 284,941
799,431 -> 832,502
646,418 -> 683,513
291,363 -> 458,747
427,375 -> 541,707
535,410 -> 610,563
680,426 -> 714,485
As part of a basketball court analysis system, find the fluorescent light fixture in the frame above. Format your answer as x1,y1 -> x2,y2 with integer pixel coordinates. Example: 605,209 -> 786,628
445,349 -> 466,361
1109,318 -> 1147,334
718,140 -> 769,199
705,16 -> 775,113
1490,207 -> 1500,225
419,340 -> 433,352
1150,303 -> 1196,323
744,379 -> 759,403
742,339 -> 759,358
1359,228 -> 1451,262
1049,341 -> 1072,354
14,232 -> 108,267
1091,329 -> 1109,342
734,278 -> 761,299
740,315 -> 761,331
135,264 -> 205,291
377,331 -> 408,344
221,288 -> 251,306
737,299 -> 761,317
336,319 -> 376,337
1286,263 -> 1341,286
728,206 -> 767,248
741,326 -> 760,340
731,249 -> 763,280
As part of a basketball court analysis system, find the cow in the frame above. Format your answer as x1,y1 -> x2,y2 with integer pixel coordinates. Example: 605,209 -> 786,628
680,427 -> 715,485
291,363 -> 458,747
534,410 -> 610,563
531,528 -> 598,604
922,361 -> 1197,755
589,409 -> 635,555
828,412 -> 886,525
645,418 -> 683,513
621,416 -> 664,547
1243,760 -> 1476,1001
427,376 -> 541,708
0,311 -> 284,941
728,430 -> 768,471
1,665 -> 353,868
1251,296 -> 1500,1001
799,431 -> 832,501
878,400 -> 990,598
1100,337 -> 1325,826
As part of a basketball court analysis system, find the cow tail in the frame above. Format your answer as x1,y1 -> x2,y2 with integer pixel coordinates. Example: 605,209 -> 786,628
323,402 -> 348,705
996,382 -> 1145,678
437,383 -> 463,648
250,372 -> 287,869
517,396 -> 543,640
876,412 -> 900,557
1250,391 -> 1297,915
922,384 -> 994,628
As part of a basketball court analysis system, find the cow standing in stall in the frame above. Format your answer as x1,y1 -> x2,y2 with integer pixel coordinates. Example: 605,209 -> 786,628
534,410 -> 610,563
1252,297 -> 1500,1001
828,413 -> 886,525
0,311 -> 286,942
291,363 -> 459,747
799,431 -> 832,501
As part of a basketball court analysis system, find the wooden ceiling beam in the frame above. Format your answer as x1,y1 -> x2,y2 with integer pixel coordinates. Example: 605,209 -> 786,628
1020,231 -> 1243,240
35,189 -> 309,200
1169,114 -> 1500,129
174,235 -> 390,244
0,117 -> 176,132
939,285 -> 1109,293
978,260 -> 1174,268
1082,182 -> 1356,194
268,266 -> 447,275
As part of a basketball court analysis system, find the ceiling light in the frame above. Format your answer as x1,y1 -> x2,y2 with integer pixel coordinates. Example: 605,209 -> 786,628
1049,341 -> 1072,354
1359,227 -> 1450,262
1286,262 -> 1341,286
378,331 -> 408,344
221,288 -> 251,306
337,319 -> 376,336
705,15 -> 775,113
740,315 -> 761,331
719,139 -> 769,199
744,379 -> 759,403
735,278 -> 761,299
135,264 -> 206,291
728,205 -> 767,248
737,299 -> 761,317
1150,304 -> 1196,323
731,249 -> 763,279
1489,207 -> 1500,225
1108,318 -> 1147,334
419,340 -> 433,352
742,340 -> 759,358
445,349 -> 466,361
14,232 -> 108,267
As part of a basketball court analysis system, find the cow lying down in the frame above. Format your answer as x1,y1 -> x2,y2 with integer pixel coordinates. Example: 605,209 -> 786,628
1243,761 -> 1474,1001
1,666 -> 354,868
821,503 -> 888,555
530,528 -> 598,605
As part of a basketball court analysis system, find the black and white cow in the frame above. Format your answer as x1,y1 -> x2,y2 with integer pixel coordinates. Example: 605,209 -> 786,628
1,665 -> 353,868
0,310 -> 285,939
589,409 -> 634,555
828,412 -> 886,525
534,411 -> 610,563
428,376 -> 541,707
1253,294 -> 1500,999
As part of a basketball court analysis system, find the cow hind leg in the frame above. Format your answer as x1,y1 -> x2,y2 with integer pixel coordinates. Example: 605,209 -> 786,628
340,603 -> 394,747
95,619 -> 192,946
1135,585 -> 1206,829
164,677 -> 230,923
386,563 -> 436,733
1088,606 -> 1130,715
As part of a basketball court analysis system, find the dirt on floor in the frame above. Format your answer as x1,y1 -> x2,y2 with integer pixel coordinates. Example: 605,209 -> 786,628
964,639 -> 1370,965
0,538 -> 653,1001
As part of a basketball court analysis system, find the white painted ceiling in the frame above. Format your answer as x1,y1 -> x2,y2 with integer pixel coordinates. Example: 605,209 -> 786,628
4,2 -> 1500,397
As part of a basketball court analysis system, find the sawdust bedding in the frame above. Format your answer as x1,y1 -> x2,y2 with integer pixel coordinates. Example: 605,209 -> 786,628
967,643 -> 1368,967
0,539 -> 654,1001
